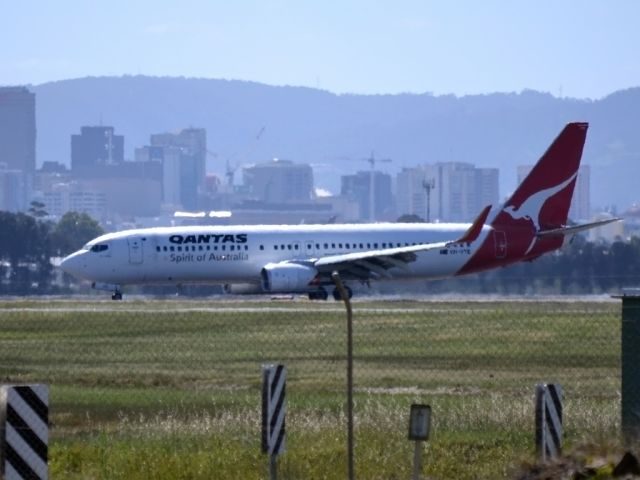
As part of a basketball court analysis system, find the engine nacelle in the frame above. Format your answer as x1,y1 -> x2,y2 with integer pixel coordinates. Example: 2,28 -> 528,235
261,262 -> 319,293
223,283 -> 264,295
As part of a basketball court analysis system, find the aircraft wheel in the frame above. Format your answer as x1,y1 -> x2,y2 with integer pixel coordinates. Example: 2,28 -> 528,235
309,288 -> 329,301
112,291 -> 123,301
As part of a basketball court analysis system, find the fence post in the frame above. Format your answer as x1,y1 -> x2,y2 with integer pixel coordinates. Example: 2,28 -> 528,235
615,289 -> 640,443
0,384 -> 49,480
332,271 -> 354,480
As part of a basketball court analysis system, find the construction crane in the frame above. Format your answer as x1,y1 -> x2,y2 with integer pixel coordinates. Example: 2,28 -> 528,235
207,126 -> 266,191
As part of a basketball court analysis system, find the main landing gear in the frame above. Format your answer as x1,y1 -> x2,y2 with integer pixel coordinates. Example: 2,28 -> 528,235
308,286 -> 353,301
308,288 -> 329,301
332,286 -> 352,301
111,289 -> 123,301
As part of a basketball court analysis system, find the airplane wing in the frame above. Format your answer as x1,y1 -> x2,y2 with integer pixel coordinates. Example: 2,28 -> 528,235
313,205 -> 491,280
536,217 -> 621,238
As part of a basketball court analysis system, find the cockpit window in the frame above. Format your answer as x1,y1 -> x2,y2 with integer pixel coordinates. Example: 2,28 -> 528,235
90,244 -> 109,253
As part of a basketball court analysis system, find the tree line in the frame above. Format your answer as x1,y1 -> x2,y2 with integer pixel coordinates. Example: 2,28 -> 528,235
0,206 -> 103,294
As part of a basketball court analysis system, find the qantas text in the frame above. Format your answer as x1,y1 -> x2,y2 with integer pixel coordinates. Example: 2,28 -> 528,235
169,234 -> 248,245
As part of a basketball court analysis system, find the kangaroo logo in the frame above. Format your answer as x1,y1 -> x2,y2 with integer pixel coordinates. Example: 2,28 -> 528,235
503,171 -> 577,254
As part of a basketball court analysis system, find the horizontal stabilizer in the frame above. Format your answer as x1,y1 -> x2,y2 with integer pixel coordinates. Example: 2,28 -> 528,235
536,218 -> 622,238
452,205 -> 491,244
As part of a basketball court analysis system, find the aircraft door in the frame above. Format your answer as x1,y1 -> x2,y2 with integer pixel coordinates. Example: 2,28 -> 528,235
128,236 -> 144,264
304,240 -> 316,257
493,231 -> 507,258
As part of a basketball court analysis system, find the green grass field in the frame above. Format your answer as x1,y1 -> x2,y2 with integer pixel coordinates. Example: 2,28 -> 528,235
0,298 -> 622,479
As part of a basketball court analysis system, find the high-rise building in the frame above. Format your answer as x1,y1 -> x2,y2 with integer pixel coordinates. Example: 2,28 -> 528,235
243,159 -> 314,205
71,126 -> 124,175
0,86 -> 36,177
149,128 -> 207,210
341,170 -> 393,221
517,164 -> 590,220
396,165 -> 440,222
396,163 -> 498,222
0,163 -> 30,212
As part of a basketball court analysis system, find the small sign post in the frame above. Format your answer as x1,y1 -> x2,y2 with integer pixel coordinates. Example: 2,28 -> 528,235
408,404 -> 431,480
262,364 -> 286,480
535,383 -> 563,461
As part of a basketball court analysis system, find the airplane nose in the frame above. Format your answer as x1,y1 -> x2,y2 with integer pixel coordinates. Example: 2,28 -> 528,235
60,251 -> 87,278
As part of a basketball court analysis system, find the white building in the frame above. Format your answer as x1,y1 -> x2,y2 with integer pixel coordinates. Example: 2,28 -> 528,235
41,181 -> 107,220
396,162 -> 498,222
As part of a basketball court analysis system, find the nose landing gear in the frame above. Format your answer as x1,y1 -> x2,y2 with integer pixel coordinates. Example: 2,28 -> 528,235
111,289 -> 123,300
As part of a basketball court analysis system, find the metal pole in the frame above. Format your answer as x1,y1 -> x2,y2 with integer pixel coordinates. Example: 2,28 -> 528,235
332,271 -> 354,480
615,289 -> 640,443
269,455 -> 277,480
412,442 -> 422,480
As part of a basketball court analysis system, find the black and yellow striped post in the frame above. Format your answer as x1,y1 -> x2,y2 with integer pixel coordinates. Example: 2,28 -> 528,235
615,289 -> 640,442
0,384 -> 49,480
262,364 -> 286,480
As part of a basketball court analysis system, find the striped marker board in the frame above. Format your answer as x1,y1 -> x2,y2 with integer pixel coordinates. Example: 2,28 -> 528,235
535,383 -> 563,461
262,364 -> 286,456
0,384 -> 49,480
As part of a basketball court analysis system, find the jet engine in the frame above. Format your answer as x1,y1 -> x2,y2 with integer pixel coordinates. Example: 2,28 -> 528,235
260,262 -> 319,293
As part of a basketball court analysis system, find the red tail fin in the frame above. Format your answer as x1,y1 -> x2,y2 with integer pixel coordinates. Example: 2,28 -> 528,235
458,122 -> 589,275
493,122 -> 588,231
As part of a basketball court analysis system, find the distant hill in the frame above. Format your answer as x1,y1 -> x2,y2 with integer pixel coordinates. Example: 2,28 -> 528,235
31,76 -> 640,209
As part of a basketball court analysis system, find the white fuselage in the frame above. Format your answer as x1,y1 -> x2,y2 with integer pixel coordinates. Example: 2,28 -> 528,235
61,223 -> 492,288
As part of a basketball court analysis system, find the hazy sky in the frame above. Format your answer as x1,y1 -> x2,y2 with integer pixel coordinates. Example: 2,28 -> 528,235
2,1 -> 639,99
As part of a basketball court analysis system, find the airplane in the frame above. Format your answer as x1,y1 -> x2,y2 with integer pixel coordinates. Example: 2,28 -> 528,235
60,122 -> 618,300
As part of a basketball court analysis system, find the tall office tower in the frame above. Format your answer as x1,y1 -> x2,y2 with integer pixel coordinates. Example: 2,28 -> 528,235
243,159 -> 314,204
517,164 -> 590,220
436,162 -> 499,222
396,165 -> 440,222
71,126 -> 124,175
150,128 -> 206,209
341,170 -> 393,221
0,87 -> 36,177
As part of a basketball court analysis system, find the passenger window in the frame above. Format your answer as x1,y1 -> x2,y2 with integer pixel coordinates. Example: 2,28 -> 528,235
338,243 -> 343,248
382,243 -> 387,248
367,243 -> 371,248
222,245 -> 226,251
245,245 -> 248,251
287,245 -> 292,250
177,246 -> 182,252
260,245 -> 264,250
170,246 -> 175,252
324,243 -> 328,249
198,245 -> 203,251
294,244 -> 298,250
206,246 -> 210,251
281,244 -> 285,250
359,243 -> 363,248
316,244 -> 320,249
230,245 -> 235,251
163,246 -> 168,252
374,243 -> 378,248
345,243 -> 350,248
332,243 -> 335,248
